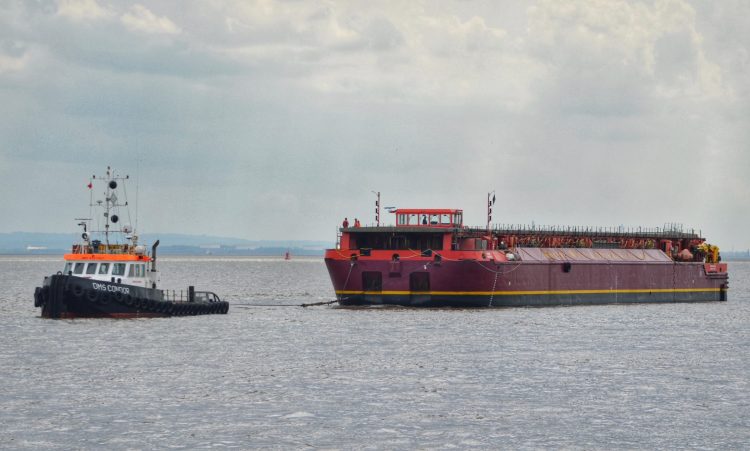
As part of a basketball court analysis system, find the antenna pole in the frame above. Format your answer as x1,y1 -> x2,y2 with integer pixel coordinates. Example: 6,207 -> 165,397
487,190 -> 496,232
372,191 -> 381,227
135,158 -> 140,233
88,177 -> 93,224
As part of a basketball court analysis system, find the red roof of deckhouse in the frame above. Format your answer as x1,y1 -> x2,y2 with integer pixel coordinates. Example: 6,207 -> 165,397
394,209 -> 462,215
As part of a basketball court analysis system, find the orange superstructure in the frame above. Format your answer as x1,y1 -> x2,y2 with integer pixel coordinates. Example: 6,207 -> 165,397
63,253 -> 151,262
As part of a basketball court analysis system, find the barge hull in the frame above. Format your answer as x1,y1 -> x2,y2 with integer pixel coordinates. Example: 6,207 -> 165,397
325,254 -> 728,308
335,289 -> 725,307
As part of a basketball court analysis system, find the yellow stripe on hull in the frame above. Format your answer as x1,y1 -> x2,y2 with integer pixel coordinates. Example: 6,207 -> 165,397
336,288 -> 725,296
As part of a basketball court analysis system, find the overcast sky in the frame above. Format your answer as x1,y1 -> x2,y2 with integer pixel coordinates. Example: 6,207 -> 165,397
1,0 -> 748,248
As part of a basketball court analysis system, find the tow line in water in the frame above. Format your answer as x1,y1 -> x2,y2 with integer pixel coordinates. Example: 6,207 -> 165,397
232,300 -> 339,308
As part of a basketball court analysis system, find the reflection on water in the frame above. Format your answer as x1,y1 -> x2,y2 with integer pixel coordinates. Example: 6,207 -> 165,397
1,256 -> 748,449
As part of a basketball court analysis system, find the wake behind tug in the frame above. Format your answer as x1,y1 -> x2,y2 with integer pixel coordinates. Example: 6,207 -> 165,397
33,167 -> 229,319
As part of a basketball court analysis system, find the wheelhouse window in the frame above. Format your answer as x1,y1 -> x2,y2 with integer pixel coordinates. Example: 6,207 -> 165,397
73,262 -> 85,274
112,263 -> 126,276
350,232 -> 444,251
85,263 -> 97,275
128,264 -> 135,277
98,263 -> 110,275
64,262 -> 72,274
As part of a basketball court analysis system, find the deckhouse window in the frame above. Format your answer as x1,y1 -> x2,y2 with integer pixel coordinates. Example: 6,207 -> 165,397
64,262 -> 72,274
441,214 -> 450,224
85,263 -> 97,275
98,263 -> 110,275
409,214 -> 417,225
73,262 -> 85,274
128,265 -> 135,277
351,232 -> 443,251
112,263 -> 126,276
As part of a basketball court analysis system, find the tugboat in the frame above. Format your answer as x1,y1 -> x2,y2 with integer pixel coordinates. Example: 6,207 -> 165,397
33,167 -> 229,318
324,201 -> 729,307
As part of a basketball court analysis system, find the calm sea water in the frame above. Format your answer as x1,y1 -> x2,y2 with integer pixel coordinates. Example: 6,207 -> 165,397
1,256 -> 748,449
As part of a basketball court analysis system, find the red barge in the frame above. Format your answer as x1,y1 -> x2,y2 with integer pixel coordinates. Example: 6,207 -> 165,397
324,208 -> 728,307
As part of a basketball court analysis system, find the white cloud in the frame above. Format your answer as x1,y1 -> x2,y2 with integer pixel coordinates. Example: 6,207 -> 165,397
121,4 -> 181,35
0,51 -> 27,74
527,0 -> 728,106
56,0 -> 112,21
0,0 -> 748,246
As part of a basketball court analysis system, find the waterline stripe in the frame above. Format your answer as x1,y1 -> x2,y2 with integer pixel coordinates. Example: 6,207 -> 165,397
336,288 -> 724,296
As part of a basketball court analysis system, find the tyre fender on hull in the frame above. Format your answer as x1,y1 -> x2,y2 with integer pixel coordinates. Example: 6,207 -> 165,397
34,287 -> 42,308
72,284 -> 85,299
86,288 -> 99,303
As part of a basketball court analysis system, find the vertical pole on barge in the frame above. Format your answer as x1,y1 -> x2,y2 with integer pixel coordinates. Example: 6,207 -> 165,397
487,191 -> 496,232
373,191 -> 381,227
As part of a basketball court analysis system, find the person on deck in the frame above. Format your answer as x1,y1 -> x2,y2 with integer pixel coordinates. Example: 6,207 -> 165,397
354,218 -> 360,227
342,217 -> 349,228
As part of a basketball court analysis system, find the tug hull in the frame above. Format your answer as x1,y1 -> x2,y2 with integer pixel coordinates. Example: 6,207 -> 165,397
35,275 -> 228,319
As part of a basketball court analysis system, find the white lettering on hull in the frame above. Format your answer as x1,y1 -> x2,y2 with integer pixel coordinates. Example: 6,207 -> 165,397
91,282 -> 131,295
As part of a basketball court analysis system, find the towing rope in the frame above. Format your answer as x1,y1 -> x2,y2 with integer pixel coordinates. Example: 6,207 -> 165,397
232,300 -> 339,308
489,270 -> 499,307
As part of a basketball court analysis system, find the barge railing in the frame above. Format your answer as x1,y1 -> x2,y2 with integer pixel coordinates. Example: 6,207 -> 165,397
483,224 -> 702,240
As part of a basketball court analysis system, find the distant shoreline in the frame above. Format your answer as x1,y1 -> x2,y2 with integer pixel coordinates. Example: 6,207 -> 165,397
4,251 -> 749,261
0,247 -> 325,257
0,253 -> 324,258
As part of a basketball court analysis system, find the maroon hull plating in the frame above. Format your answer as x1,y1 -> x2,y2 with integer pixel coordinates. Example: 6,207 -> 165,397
325,257 -> 727,307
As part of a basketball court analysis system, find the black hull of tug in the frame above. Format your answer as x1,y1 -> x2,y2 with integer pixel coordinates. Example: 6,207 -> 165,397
34,275 -> 229,319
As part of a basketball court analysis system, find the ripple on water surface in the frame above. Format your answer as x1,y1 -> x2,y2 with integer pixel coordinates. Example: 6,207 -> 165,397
1,256 -> 749,449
